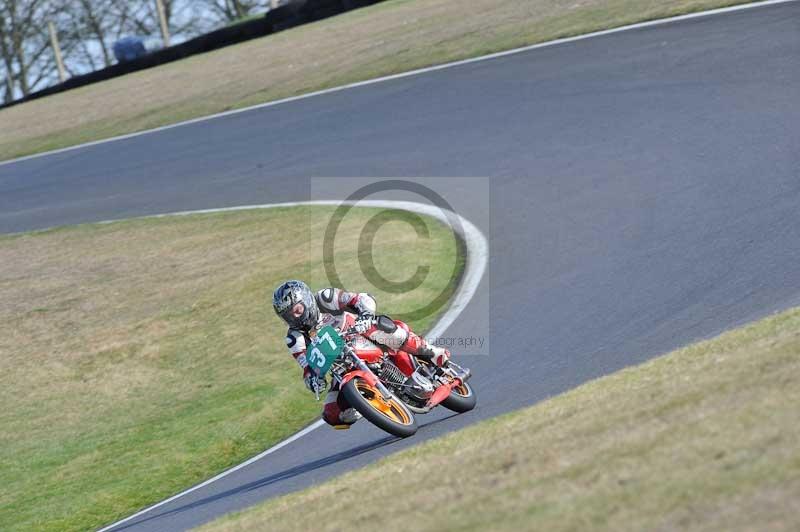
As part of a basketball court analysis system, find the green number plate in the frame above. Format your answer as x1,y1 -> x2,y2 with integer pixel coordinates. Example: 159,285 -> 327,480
307,326 -> 343,377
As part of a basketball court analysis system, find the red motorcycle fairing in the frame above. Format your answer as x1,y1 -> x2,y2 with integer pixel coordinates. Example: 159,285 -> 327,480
340,369 -> 379,387
391,350 -> 416,376
351,335 -> 384,364
426,378 -> 462,407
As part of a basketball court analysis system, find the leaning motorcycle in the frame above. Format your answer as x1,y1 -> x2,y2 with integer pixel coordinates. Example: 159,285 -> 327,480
306,313 -> 476,438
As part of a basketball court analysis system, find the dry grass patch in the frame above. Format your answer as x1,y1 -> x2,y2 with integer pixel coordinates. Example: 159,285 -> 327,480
0,205 -> 463,532
199,307 -> 800,532
0,0 -> 758,160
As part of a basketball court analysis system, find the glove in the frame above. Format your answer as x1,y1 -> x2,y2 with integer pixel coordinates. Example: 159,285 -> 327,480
304,373 -> 327,394
353,313 -> 374,334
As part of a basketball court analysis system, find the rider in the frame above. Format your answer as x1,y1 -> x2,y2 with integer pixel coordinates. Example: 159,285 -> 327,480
272,280 -> 451,429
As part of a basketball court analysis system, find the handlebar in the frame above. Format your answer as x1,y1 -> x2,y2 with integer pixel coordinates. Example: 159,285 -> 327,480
342,315 -> 375,339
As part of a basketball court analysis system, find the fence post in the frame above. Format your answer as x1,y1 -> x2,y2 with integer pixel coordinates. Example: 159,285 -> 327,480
48,21 -> 67,83
155,0 -> 171,47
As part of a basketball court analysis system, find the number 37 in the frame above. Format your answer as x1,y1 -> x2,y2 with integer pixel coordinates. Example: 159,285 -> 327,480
309,331 -> 337,368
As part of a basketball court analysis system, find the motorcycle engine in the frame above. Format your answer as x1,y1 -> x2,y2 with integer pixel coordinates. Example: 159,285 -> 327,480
404,369 -> 435,401
376,359 -> 406,386
377,360 -> 434,401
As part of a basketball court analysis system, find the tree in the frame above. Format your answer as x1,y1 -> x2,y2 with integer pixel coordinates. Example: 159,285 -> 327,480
0,0 -> 271,102
128,0 -> 211,43
62,0 -> 150,71
202,0 -> 272,23
0,0 -> 72,98
69,0 -> 117,69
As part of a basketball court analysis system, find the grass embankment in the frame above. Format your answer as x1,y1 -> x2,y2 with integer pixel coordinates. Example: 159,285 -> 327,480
0,206 -> 463,532
200,307 -> 800,532
0,0 -> 762,161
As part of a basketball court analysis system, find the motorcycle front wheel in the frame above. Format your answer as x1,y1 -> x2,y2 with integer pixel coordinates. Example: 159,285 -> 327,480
440,380 -> 477,413
342,377 -> 418,438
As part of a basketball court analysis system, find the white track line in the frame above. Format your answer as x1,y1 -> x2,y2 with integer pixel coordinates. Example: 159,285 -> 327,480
97,200 -> 489,532
2,0 -> 795,169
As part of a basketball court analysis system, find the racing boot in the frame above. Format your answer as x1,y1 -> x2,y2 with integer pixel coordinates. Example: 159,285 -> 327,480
394,321 -> 450,367
413,342 -> 451,367
324,392 -> 362,430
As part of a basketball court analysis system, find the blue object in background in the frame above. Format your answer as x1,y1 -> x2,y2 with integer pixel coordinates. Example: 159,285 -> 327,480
113,37 -> 147,63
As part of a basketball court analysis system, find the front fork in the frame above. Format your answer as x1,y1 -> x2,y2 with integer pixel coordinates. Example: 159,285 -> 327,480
342,347 -> 395,401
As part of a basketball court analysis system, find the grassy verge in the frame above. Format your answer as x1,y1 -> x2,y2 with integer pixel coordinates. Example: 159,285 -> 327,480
0,205 -> 463,532
199,307 -> 800,532
0,0 -> 761,161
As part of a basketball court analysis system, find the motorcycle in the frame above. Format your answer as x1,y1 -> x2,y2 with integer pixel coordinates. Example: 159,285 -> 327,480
306,312 -> 476,438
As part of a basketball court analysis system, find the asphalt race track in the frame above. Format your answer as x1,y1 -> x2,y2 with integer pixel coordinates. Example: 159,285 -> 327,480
2,2 -> 799,530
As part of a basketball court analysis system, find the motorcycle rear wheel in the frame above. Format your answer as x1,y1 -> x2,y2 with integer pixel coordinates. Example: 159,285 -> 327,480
440,380 -> 477,413
342,377 -> 418,438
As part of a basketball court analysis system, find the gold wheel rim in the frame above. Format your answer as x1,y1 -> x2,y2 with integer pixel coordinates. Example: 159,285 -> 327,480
355,380 -> 412,425
454,382 -> 471,397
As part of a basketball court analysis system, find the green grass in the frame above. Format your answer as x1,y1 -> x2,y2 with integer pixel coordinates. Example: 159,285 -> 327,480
0,205 -> 464,531
0,0 -> 762,161
198,306 -> 800,532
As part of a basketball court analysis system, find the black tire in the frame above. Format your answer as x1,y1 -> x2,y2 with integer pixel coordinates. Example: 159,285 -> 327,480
440,380 -> 477,413
341,377 -> 418,438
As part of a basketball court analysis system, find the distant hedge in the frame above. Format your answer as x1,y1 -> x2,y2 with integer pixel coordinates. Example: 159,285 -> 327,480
1,0 -> 384,110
